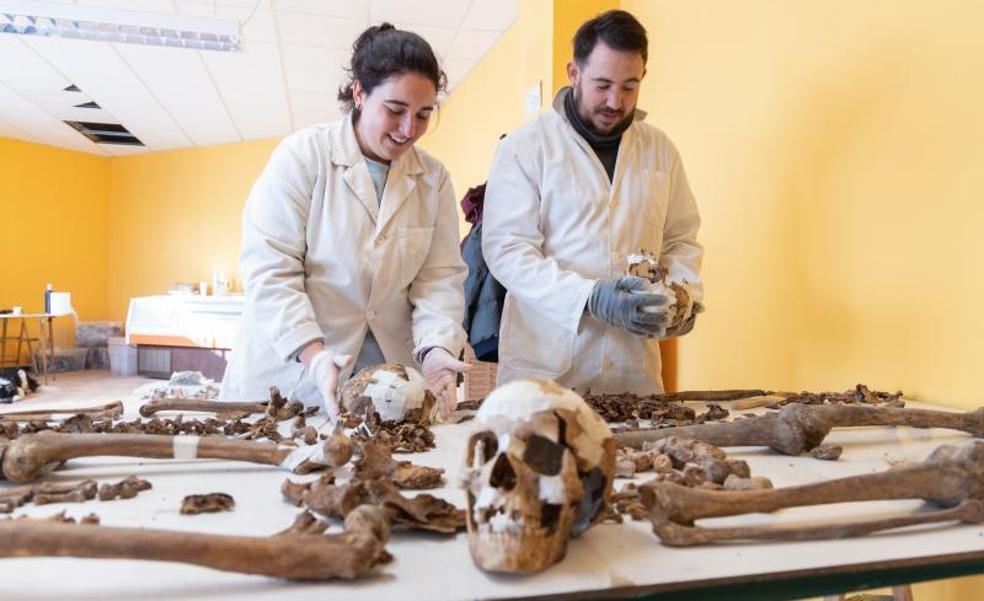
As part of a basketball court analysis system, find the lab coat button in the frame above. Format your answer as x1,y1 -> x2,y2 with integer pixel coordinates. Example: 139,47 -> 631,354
367,310 -> 376,320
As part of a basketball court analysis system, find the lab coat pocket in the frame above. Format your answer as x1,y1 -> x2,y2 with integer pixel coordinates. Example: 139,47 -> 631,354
499,294 -> 574,377
395,226 -> 434,284
641,170 -> 670,228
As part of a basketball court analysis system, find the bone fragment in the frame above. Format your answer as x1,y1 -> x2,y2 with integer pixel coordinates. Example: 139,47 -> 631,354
641,441 -> 984,525
98,476 -> 152,501
181,493 -> 235,514
0,504 -> 390,580
0,401 -> 124,422
653,498 -> 984,546
618,404 -> 984,455
274,510 -> 330,536
0,430 -> 351,483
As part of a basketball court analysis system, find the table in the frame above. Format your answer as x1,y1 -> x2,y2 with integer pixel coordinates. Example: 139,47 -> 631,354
0,313 -> 54,384
0,399 -> 982,600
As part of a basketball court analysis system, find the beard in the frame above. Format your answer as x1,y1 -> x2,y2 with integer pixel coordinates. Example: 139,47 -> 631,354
572,81 -> 635,135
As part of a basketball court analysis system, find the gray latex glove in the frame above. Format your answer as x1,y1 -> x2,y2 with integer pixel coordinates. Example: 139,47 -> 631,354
586,276 -> 668,337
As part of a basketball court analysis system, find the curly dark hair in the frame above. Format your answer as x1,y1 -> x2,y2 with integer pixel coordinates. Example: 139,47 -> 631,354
338,23 -> 448,119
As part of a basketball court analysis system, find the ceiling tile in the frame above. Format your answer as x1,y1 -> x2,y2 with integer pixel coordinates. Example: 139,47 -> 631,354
201,41 -> 291,139
276,12 -> 367,49
274,0 -> 370,19
393,22 -> 457,57
446,28 -> 500,61
177,2 -> 278,44
442,58 -> 474,90
289,90 -> 342,130
281,46 -> 348,94
0,82 -> 104,154
21,36 -> 191,151
74,0 -> 177,12
0,36 -> 71,96
461,0 -> 518,31
114,43 -> 241,146
371,0 -> 470,30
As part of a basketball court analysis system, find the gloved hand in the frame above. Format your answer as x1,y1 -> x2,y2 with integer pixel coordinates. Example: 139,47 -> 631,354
587,276 -> 668,337
306,350 -> 352,424
421,347 -> 472,420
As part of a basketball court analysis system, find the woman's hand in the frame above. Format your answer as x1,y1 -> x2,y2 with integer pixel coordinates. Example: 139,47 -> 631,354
305,349 -> 352,423
421,348 -> 471,420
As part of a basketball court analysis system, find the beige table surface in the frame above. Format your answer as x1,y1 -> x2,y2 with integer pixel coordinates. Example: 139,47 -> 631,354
1,386 -> 982,601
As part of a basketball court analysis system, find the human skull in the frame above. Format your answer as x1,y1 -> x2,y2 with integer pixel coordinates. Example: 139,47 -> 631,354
339,363 -> 435,425
461,379 -> 614,573
625,249 -> 698,329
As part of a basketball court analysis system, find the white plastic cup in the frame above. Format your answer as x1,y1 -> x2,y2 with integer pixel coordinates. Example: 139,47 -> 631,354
199,280 -> 208,296
11,306 -> 21,315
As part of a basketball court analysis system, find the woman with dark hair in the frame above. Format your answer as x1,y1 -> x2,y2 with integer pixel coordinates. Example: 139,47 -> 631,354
221,24 -> 469,423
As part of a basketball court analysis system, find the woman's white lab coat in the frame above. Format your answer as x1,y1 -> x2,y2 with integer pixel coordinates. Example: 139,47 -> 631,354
483,90 -> 703,395
221,116 -> 466,404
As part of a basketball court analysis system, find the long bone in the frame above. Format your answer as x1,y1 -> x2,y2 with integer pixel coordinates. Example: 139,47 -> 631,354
0,504 -> 390,580
0,430 -> 353,483
139,398 -> 268,418
617,403 -> 984,455
0,401 -> 124,422
640,441 -> 984,525
653,498 -> 984,547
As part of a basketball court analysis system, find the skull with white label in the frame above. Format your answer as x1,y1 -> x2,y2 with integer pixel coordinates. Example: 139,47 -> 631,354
339,363 -> 435,426
461,379 -> 614,573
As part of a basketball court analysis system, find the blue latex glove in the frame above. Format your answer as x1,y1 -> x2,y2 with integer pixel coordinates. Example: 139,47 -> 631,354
586,276 -> 668,337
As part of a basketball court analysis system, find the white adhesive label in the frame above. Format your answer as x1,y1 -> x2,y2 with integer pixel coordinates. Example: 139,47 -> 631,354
363,368 -> 426,422
280,443 -> 327,473
172,435 -> 201,460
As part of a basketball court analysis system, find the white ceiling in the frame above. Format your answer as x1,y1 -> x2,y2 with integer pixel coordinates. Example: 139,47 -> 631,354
0,0 -> 517,155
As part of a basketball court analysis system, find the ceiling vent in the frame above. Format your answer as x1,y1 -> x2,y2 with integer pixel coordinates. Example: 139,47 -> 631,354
64,120 -> 144,146
63,84 -> 80,92
73,101 -> 100,109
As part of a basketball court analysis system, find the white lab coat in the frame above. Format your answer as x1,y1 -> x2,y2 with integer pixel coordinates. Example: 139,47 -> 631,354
221,116 -> 467,404
483,89 -> 703,395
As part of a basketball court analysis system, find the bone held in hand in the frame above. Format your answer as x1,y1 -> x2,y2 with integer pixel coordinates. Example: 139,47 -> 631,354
0,504 -> 390,580
0,430 -> 354,483
640,440 -> 984,524
617,404 -> 984,455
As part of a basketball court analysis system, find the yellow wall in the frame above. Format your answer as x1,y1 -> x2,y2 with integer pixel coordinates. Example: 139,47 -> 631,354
626,0 -> 984,410
0,136 -> 109,351
419,0 -> 554,224
106,138 -> 278,322
552,0 -> 618,96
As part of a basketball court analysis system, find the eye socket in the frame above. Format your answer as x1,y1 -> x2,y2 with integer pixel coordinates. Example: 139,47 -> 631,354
469,430 -> 498,464
522,434 -> 566,476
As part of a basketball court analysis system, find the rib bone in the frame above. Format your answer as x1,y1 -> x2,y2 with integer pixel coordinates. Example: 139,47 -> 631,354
618,404 -> 984,455
0,430 -> 353,483
640,441 -> 984,525
0,504 -> 390,580
654,498 -> 984,546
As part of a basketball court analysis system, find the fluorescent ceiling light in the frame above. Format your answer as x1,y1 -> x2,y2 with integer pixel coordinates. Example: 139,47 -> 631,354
0,0 -> 240,51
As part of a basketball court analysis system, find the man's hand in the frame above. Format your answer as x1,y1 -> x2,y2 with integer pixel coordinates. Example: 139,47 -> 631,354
587,276 -> 668,337
306,350 -> 352,423
421,348 -> 471,420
